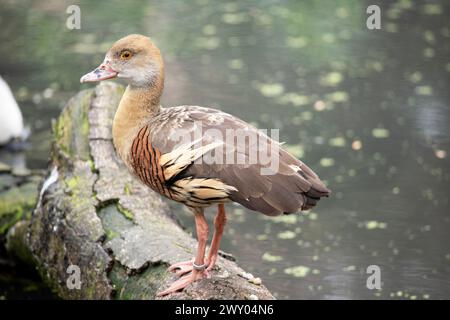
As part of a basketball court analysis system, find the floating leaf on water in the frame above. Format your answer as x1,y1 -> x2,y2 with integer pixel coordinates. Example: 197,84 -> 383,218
320,72 -> 343,86
364,220 -> 388,230
279,93 -> 309,106
329,137 -> 346,147
222,12 -> 248,24
422,4 -> 442,15
196,36 -> 220,50
284,265 -> 310,278
284,144 -> 304,158
367,61 -> 383,72
343,265 -> 356,272
268,268 -> 277,275
398,0 -> 412,9
256,234 -> 268,241
301,111 -> 313,121
228,59 -> 244,70
423,47 -> 435,58
272,214 -> 297,224
423,30 -> 435,43
335,7 -> 349,18
372,128 -> 390,138
415,85 -> 433,95
407,71 -> 422,83
202,24 -> 216,35
320,158 -> 335,167
386,23 -> 398,33
262,252 -> 283,262
286,36 -> 308,48
308,212 -> 318,220
257,83 -> 285,97
277,230 -> 296,239
322,33 -> 335,43
328,91 -> 349,103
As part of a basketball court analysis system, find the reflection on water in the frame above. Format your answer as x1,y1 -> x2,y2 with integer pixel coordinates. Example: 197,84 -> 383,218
1,0 -> 449,299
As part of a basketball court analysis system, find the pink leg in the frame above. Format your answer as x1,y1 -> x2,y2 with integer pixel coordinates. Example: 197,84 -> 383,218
206,204 -> 227,272
157,209 -> 209,296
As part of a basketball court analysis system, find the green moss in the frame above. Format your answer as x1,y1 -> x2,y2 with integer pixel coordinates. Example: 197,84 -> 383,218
53,114 -> 70,156
108,262 -> 169,299
5,221 -> 35,266
97,201 -> 171,298
65,176 -> 79,190
53,89 -> 94,160
123,183 -> 132,195
87,158 -> 95,172
0,182 -> 38,235
97,203 -> 134,241
105,229 -> 119,241
117,203 -> 134,221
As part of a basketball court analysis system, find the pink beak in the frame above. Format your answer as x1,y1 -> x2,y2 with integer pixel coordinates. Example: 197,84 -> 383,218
80,62 -> 118,83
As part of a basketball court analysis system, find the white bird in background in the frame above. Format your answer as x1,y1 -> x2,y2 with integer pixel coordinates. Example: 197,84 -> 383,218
0,75 -> 25,146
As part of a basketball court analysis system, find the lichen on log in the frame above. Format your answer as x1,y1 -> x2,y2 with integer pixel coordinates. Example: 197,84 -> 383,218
0,164 -> 41,236
22,82 -> 274,300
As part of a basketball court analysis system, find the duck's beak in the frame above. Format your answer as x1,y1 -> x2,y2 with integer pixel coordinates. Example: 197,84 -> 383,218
80,61 -> 118,83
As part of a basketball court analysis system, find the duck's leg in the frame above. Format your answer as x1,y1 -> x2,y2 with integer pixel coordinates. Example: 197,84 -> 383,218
168,204 -> 227,277
157,209 -> 209,296
167,259 -> 194,277
206,204 -> 227,272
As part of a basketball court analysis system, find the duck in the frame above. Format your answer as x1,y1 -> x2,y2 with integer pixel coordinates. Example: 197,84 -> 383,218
80,34 -> 330,296
0,76 -> 25,146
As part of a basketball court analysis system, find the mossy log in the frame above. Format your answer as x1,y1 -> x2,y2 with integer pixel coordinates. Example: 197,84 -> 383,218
16,82 -> 274,300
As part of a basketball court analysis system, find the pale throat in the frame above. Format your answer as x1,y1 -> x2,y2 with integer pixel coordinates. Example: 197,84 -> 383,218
112,72 -> 164,162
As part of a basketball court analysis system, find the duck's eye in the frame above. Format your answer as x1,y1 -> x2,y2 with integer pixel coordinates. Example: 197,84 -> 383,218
120,50 -> 132,60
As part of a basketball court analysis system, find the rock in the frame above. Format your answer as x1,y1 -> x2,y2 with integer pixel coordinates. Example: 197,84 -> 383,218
249,277 -> 262,285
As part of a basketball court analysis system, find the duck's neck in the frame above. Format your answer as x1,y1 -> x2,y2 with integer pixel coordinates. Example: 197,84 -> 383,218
112,75 -> 164,162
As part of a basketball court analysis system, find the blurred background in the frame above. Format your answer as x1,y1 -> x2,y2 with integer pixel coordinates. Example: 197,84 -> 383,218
0,0 -> 449,299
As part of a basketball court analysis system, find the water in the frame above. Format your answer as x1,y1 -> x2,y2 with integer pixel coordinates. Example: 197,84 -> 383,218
1,0 -> 449,299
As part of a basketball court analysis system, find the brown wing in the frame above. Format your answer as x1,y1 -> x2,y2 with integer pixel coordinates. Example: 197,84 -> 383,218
144,105 -> 330,215
130,122 -> 236,207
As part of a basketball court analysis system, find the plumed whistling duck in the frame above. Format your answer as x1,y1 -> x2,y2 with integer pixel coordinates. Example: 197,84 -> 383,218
81,34 -> 330,296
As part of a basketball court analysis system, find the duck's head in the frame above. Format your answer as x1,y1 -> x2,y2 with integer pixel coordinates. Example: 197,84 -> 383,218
80,34 -> 163,87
